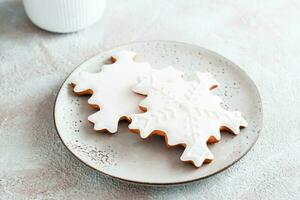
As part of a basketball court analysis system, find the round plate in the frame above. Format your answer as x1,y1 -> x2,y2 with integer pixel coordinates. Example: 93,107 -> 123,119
54,41 -> 263,186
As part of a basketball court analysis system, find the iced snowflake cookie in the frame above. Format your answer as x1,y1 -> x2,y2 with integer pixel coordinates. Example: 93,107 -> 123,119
129,67 -> 248,167
71,51 -> 155,133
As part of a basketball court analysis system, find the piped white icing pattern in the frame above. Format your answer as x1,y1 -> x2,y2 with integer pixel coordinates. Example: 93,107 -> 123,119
71,51 -> 154,133
129,67 -> 248,167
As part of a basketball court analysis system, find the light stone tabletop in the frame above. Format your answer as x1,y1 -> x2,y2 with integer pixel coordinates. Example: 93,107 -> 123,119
0,0 -> 300,199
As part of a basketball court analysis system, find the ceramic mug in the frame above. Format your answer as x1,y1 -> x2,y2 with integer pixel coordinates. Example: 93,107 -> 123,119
23,0 -> 107,33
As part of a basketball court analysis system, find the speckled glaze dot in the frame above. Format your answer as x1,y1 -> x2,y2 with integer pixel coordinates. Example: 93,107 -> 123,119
54,41 -> 262,186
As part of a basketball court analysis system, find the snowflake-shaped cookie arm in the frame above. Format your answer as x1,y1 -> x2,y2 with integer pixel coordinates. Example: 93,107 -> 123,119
180,141 -> 214,167
71,71 -> 99,94
128,113 -> 154,138
130,68 -> 248,167
88,109 -> 119,133
220,110 -> 248,134
70,51 -> 153,133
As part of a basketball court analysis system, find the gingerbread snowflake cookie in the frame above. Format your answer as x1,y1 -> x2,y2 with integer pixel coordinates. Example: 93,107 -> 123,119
129,67 -> 248,167
71,51 -> 154,133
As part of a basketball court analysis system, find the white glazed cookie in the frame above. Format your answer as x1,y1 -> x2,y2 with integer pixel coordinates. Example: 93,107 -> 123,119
129,67 -> 248,167
71,51 -> 154,133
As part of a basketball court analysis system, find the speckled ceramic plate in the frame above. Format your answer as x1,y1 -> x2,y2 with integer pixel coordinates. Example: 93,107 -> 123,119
54,41 -> 263,186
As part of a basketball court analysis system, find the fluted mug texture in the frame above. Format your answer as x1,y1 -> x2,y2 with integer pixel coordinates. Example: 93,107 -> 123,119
23,0 -> 106,33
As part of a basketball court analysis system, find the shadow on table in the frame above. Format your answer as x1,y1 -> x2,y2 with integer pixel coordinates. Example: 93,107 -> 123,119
0,1 -> 57,40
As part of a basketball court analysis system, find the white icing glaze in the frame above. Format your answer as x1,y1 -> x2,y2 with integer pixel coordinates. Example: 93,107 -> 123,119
71,51 -> 154,133
129,67 -> 248,167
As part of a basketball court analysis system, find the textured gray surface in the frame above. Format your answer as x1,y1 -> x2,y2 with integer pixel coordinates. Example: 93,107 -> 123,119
0,0 -> 300,199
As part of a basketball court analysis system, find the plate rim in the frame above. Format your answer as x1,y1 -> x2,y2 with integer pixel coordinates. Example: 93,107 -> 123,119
53,40 -> 263,186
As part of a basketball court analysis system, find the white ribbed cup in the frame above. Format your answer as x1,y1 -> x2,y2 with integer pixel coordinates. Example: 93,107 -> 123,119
23,0 -> 106,33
